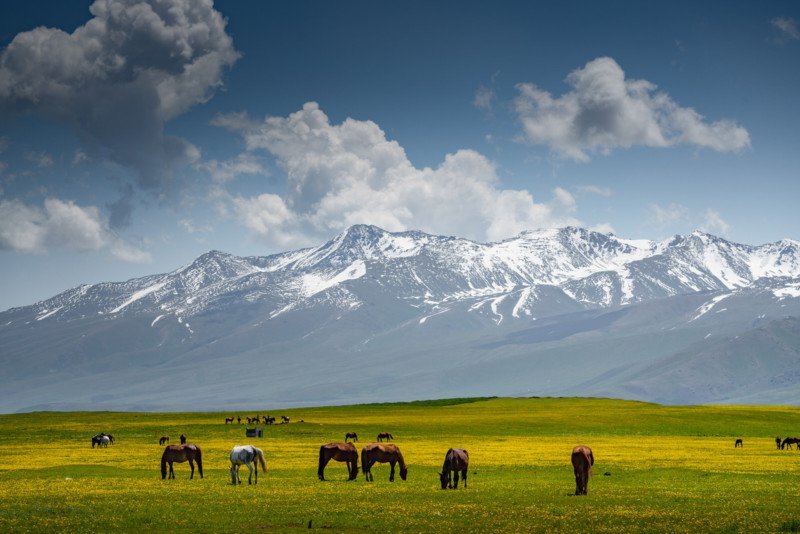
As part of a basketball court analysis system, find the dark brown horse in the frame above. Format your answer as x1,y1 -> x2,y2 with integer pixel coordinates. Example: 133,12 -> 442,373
439,448 -> 469,489
777,436 -> 782,449
180,434 -> 187,445
318,442 -> 358,481
159,436 -> 169,445
377,432 -> 393,442
345,432 -> 358,442
734,439 -> 743,448
225,417 -> 234,424
281,416 -> 290,423
161,444 -> 203,480
782,437 -> 800,450
571,445 -> 593,495
362,443 -> 407,482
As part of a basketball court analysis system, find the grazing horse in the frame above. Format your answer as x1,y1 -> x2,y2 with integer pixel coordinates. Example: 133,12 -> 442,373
734,439 -> 743,448
281,416 -> 290,423
439,448 -> 469,489
377,432 -> 393,442
777,437 -> 782,449
362,443 -> 407,482
225,417 -> 234,424
159,436 -> 169,445
345,432 -> 358,442
92,434 -> 110,448
264,416 -> 275,425
571,445 -> 594,496
782,437 -> 800,450
161,444 -> 203,480
318,442 -> 358,481
230,445 -> 267,485
180,434 -> 187,445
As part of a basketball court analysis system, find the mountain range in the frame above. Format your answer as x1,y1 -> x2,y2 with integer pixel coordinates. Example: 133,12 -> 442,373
1,224 -> 799,412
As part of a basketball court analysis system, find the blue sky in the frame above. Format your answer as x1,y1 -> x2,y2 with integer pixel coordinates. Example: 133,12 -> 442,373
1,0 -> 799,311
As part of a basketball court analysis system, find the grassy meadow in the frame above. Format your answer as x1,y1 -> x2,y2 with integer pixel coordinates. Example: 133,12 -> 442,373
1,397 -> 800,532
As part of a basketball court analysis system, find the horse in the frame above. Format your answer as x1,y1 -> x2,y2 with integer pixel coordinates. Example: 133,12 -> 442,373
92,434 -> 110,448
734,439 -> 743,448
439,448 -> 469,489
264,416 -> 275,425
161,444 -> 203,480
781,437 -> 800,450
159,436 -> 169,445
106,434 -> 115,444
230,445 -> 267,485
777,437 -> 782,449
362,443 -> 407,482
377,432 -> 393,442
237,416 -> 241,424
345,432 -> 358,442
318,442 -> 358,481
281,416 -> 290,423
225,417 -> 234,424
180,434 -> 187,445
571,445 -> 594,495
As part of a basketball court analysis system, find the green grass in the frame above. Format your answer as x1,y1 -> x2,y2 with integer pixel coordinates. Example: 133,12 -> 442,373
0,397 -> 799,532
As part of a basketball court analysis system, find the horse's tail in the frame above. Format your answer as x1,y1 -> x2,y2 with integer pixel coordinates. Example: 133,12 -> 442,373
160,448 -> 168,479
318,446 -> 326,478
361,447 -> 368,475
256,447 -> 268,474
195,446 -> 203,477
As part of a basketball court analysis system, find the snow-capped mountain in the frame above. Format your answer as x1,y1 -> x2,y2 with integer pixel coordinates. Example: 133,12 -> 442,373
1,225 -> 799,412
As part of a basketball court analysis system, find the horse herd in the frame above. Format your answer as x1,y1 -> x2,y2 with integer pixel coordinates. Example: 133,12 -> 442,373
224,415 -> 290,425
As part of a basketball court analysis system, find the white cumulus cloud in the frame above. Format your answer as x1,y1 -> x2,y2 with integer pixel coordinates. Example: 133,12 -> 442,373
0,197 -> 150,262
0,0 -> 239,189
214,102 -> 581,246
515,57 -> 750,161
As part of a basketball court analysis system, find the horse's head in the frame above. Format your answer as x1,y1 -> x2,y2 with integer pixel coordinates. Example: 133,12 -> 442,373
400,466 -> 408,481
439,471 -> 448,489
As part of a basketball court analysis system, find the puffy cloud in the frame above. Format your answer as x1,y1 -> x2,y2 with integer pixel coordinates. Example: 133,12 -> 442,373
0,0 -> 239,189
771,17 -> 800,41
515,57 -> 750,161
196,153 -> 268,184
701,208 -> 731,235
214,102 -> 580,245
0,197 -> 150,261
575,184 -> 612,197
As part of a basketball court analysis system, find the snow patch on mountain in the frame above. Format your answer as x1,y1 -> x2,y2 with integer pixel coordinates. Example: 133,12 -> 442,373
109,282 -> 167,314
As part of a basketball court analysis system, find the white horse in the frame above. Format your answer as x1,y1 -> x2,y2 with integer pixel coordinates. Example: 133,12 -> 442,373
92,434 -> 111,448
230,445 -> 267,485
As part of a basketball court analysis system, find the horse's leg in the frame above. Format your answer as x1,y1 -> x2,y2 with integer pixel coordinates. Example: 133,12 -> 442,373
230,464 -> 237,485
169,461 -> 175,479
389,461 -> 396,482
247,460 -> 253,485
463,469 -> 467,489
189,459 -> 195,480
453,470 -> 459,489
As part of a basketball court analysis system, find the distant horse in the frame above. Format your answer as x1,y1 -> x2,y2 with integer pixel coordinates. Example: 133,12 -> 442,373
92,434 -> 110,448
362,443 -> 407,482
264,416 -> 275,425
180,434 -> 187,445
106,434 -> 115,444
161,444 -> 203,480
734,439 -> 743,448
782,437 -> 800,450
281,416 -> 290,423
230,445 -> 267,485
225,417 -> 234,424
777,437 -> 782,449
159,436 -> 169,445
571,445 -> 594,495
439,448 -> 469,489
237,416 -> 242,424
345,432 -> 358,442
318,442 -> 358,481
377,432 -> 393,442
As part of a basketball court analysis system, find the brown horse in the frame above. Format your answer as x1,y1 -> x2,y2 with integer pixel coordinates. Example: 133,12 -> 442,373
377,432 -> 393,442
318,442 -> 358,481
161,444 -> 203,480
345,432 -> 358,442
159,436 -> 169,445
362,443 -> 407,482
439,448 -> 469,489
734,439 -> 743,448
180,434 -> 187,445
782,437 -> 800,450
777,437 -> 782,449
571,445 -> 593,495
225,417 -> 234,424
